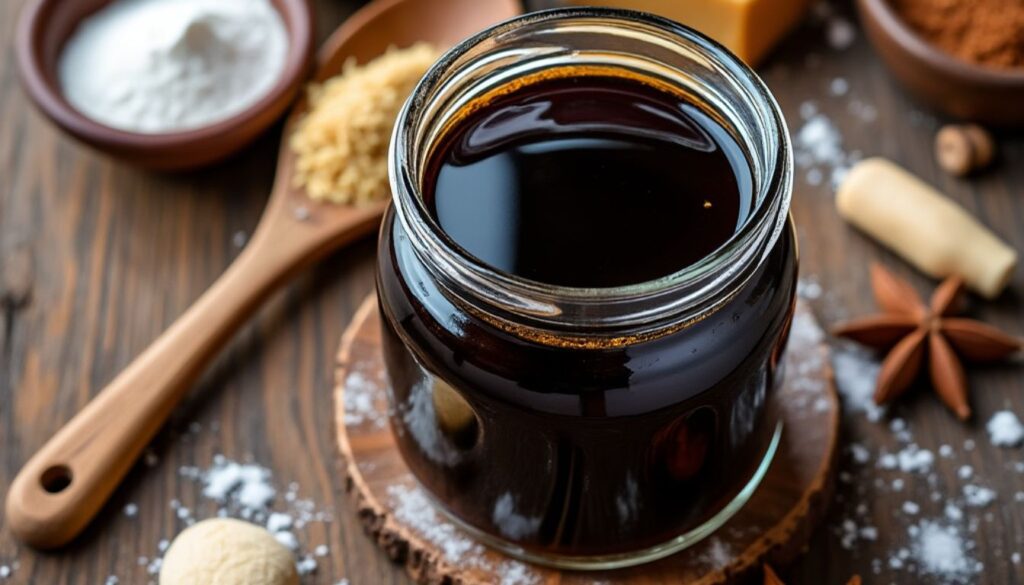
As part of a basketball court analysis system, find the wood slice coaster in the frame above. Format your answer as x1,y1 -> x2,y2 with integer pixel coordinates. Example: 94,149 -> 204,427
334,296 -> 839,585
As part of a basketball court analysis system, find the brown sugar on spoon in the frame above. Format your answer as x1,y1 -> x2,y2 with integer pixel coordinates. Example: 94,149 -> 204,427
832,264 -> 1023,420
290,43 -> 438,204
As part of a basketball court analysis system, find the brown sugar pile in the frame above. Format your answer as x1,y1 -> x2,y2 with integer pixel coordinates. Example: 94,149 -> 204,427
890,0 -> 1024,69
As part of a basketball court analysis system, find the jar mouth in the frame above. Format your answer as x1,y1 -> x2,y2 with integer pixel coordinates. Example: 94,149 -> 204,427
390,7 -> 792,330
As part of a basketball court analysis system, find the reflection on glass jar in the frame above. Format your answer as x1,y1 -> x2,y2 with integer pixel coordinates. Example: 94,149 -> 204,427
378,8 -> 796,569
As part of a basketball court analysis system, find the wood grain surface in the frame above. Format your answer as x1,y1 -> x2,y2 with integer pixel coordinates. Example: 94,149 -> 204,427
1,0 -> 1023,584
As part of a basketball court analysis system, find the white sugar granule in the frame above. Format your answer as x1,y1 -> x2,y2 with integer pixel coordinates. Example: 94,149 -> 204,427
963,484 -> 996,507
343,370 -> 387,428
827,17 -> 856,49
124,503 -> 138,517
987,410 -> 1024,447
945,504 -> 964,521
795,113 -> 850,189
878,445 -> 934,473
849,443 -> 871,464
315,544 -> 329,557
832,348 -> 884,421
388,483 -> 483,563
0,566 -> 10,579
914,521 -> 978,580
958,465 -> 973,480
902,501 -> 920,515
296,555 -> 317,575
387,482 -> 539,584
275,531 -> 300,551
939,444 -> 954,458
829,77 -> 850,96
266,512 -> 294,533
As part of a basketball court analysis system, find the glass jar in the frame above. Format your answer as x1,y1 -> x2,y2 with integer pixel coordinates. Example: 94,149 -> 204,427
377,8 -> 796,569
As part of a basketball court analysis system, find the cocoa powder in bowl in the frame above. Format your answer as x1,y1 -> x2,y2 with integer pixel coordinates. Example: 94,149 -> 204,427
890,0 -> 1024,69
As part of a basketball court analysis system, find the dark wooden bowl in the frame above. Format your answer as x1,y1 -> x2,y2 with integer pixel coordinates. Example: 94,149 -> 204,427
856,0 -> 1024,126
15,0 -> 315,170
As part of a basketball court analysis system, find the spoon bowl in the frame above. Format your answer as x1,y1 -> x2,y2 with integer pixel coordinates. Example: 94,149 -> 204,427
6,0 -> 522,550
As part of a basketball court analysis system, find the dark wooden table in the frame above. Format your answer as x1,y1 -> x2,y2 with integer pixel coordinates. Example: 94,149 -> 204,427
2,1 -> 1022,583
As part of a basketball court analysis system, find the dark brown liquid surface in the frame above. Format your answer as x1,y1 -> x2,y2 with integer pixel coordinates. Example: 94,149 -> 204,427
425,75 -> 753,288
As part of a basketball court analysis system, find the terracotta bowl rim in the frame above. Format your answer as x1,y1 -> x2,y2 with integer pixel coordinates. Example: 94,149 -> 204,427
14,0 -> 315,150
858,0 -> 1024,87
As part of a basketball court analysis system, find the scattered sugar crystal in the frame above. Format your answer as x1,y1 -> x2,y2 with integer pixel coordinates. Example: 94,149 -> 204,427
266,512 -> 293,533
143,449 -> 159,467
829,77 -> 849,96
158,539 -> 170,552
806,168 -> 823,186
958,465 -> 973,480
963,485 -> 996,507
124,503 -> 138,517
315,545 -> 329,557
987,410 -> 1024,447
939,444 -> 954,458
832,349 -> 884,421
296,555 -> 318,575
146,557 -> 162,575
496,560 -> 540,585
344,371 -> 387,428
104,577 -> 118,585
275,531 -> 300,551
0,566 -> 9,579
945,504 -> 963,521
232,230 -> 248,248
892,478 -> 905,491
826,17 -> 856,49
698,538 -> 732,568
964,439 -> 976,451
799,100 -> 817,120
1015,491 -> 1024,502
293,205 -> 311,222
902,501 -> 920,515
849,443 -> 870,464
897,445 -> 934,473
1013,553 -> 1021,564
798,277 -> 823,300
878,453 -> 898,469
914,521 -> 978,580
860,526 -> 878,540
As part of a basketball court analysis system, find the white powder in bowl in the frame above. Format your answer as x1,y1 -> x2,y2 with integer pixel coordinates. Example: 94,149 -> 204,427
59,0 -> 289,133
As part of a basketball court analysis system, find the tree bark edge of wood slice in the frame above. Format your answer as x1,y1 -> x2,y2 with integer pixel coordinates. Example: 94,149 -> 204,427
334,295 -> 840,585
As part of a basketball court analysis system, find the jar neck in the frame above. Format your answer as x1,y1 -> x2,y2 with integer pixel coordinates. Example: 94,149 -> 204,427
389,8 -> 792,337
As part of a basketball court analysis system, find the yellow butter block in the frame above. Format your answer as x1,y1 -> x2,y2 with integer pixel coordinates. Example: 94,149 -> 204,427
565,0 -> 810,66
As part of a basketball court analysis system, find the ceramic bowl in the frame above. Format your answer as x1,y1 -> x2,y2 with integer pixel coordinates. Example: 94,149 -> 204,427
856,0 -> 1024,126
15,0 -> 315,170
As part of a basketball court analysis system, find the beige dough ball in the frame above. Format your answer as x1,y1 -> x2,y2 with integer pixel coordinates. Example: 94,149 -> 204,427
159,518 -> 298,585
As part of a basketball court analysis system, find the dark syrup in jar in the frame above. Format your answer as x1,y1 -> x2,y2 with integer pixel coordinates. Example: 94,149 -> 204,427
378,72 -> 797,557
425,74 -> 753,287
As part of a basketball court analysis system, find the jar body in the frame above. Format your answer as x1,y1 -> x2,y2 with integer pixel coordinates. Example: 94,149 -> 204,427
378,8 -> 796,568
376,210 -> 797,563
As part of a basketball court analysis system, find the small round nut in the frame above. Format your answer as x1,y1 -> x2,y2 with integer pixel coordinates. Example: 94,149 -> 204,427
160,518 -> 298,585
935,124 -> 995,176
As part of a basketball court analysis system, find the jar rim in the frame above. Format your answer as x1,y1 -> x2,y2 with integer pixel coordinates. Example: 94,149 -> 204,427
389,7 -> 793,330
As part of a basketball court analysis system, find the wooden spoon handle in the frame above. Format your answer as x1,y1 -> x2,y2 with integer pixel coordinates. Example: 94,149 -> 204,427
4,203 -> 382,549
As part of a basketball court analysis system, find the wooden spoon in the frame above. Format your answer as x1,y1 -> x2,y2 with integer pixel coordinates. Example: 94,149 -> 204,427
6,0 -> 522,550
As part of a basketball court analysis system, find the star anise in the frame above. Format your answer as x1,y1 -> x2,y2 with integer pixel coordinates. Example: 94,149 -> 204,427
833,264 -> 1023,420
764,564 -> 860,585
